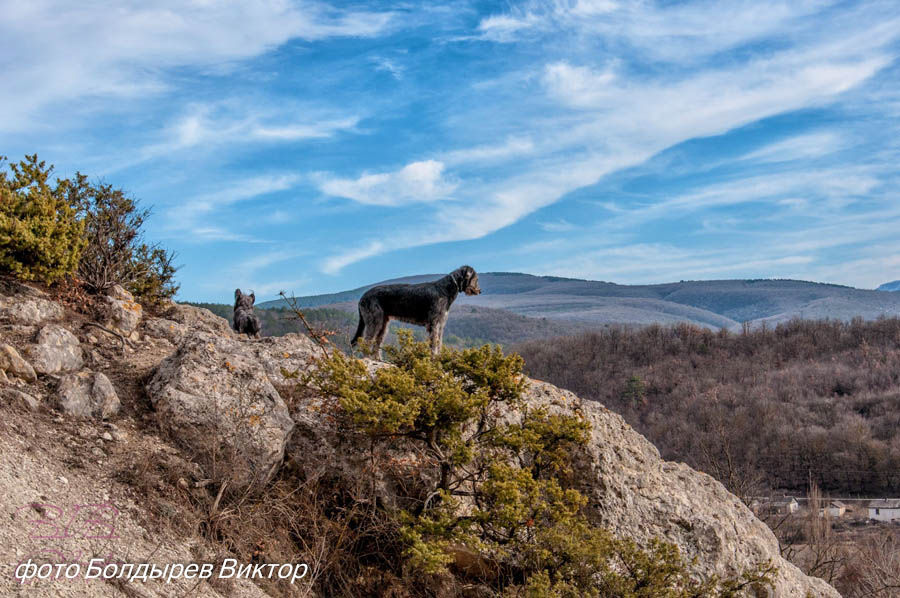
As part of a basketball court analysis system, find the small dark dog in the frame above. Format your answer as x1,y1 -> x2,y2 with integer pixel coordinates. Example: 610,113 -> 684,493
351,265 -> 481,358
233,289 -> 261,338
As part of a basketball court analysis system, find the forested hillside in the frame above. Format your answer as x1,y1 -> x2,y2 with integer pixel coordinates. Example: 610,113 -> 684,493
514,318 -> 900,498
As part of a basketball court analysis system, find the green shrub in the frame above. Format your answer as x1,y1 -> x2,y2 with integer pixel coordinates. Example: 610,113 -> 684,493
308,332 -> 776,596
0,155 -> 85,282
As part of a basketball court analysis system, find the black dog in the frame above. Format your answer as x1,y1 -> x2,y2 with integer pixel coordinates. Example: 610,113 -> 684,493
351,265 -> 481,357
233,289 -> 261,338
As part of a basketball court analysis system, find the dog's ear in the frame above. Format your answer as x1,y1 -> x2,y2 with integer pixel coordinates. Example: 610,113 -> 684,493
235,289 -> 243,300
249,291 -> 255,305
451,267 -> 465,290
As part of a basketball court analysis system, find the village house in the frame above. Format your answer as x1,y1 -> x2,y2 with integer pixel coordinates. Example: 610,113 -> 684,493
763,497 -> 800,515
819,500 -> 847,518
868,499 -> 900,522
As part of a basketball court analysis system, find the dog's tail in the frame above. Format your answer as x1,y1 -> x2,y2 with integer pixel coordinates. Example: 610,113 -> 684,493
350,307 -> 365,348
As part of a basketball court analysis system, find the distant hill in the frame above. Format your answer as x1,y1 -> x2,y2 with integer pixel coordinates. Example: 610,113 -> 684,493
188,301 -> 585,349
879,280 -> 900,291
258,273 -> 900,332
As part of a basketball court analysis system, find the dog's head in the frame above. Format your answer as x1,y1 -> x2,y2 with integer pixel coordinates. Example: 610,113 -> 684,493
454,265 -> 481,296
234,288 -> 256,311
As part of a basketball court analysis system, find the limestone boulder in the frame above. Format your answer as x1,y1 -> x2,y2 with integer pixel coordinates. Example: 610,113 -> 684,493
520,380 -> 840,598
0,343 -> 37,382
27,324 -> 83,375
102,284 -> 143,334
54,370 -> 120,418
0,279 -> 63,325
146,331 -> 294,492
144,303 -> 236,346
2,387 -> 41,411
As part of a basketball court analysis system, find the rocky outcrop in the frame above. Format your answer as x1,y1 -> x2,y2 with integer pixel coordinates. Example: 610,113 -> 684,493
144,303 -> 236,346
283,371 -> 837,597
27,324 -> 83,375
1,387 -> 40,411
146,331 -> 295,492
102,284 -> 143,335
242,332 -> 323,385
54,370 -> 120,418
0,343 -> 37,382
0,279 -> 63,325
524,381 -> 840,598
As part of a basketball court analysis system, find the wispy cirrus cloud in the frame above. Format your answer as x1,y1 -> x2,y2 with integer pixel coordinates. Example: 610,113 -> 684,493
317,160 -> 458,207
133,103 -> 361,163
324,3 -> 897,273
163,174 -> 301,241
539,219 -> 576,232
739,131 -> 847,163
0,0 -> 394,132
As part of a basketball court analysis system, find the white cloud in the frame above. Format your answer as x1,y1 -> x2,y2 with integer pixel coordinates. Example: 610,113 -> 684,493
477,12 -> 544,42
130,105 -> 359,165
323,16 -> 894,272
541,62 -> 617,108
317,160 -> 458,206
253,117 -> 360,141
165,174 -> 301,239
539,219 -> 576,232
741,131 -> 846,163
441,137 -> 536,166
325,25 -> 893,271
322,241 -> 385,274
474,0 -> 830,59
0,0 -> 393,132
372,57 -> 405,79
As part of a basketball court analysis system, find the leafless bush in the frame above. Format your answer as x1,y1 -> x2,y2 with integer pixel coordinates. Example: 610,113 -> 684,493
70,174 -> 179,303
514,318 -> 900,496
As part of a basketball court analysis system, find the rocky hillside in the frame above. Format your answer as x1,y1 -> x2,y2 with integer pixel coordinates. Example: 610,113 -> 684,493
0,278 -> 839,597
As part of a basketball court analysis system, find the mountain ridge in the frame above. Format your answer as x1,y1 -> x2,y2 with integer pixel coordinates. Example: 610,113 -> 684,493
258,273 -> 900,331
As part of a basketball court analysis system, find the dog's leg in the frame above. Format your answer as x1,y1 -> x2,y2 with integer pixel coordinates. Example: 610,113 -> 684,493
431,313 -> 447,355
373,318 -> 389,360
362,302 -> 387,358
426,322 -> 436,354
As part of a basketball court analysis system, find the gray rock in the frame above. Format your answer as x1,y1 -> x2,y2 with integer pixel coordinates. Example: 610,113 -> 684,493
245,333 -> 324,385
28,324 -> 83,374
0,343 -> 37,382
146,331 -> 294,492
142,317 -> 190,346
0,280 -> 64,325
285,371 -> 837,597
144,303 -> 236,346
167,303 -> 236,338
102,285 -> 143,334
521,380 -> 840,598
1,387 -> 40,411
55,370 -> 120,418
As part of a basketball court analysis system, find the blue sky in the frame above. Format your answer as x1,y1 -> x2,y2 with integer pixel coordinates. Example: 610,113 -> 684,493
2,0 -> 898,302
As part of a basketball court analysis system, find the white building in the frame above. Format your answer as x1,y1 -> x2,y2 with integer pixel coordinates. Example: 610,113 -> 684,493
767,497 -> 799,515
868,499 -> 900,522
819,501 -> 847,518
